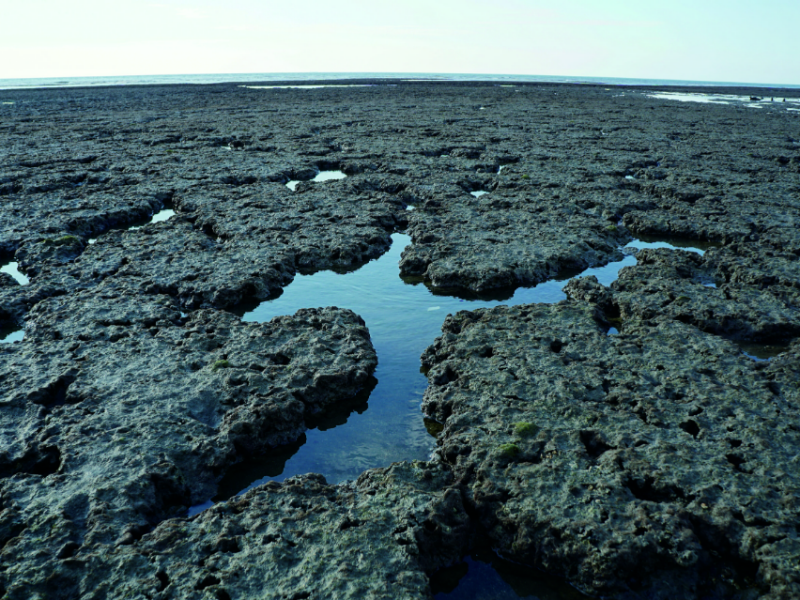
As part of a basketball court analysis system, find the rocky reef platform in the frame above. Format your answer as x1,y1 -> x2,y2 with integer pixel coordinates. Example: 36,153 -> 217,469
1,80 -> 799,599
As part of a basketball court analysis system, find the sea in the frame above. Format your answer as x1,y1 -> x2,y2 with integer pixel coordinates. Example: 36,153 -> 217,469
1,72 -> 799,91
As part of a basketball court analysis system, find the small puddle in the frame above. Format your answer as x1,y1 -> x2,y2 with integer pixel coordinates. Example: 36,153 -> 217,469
0,261 -> 29,285
88,203 -> 175,244
431,539 -> 590,600
127,207 -> 175,231
313,170 -> 346,182
735,340 -> 791,362
0,324 -> 24,344
624,235 -> 720,256
470,191 -> 489,198
286,170 -> 347,191
190,235 -> 639,515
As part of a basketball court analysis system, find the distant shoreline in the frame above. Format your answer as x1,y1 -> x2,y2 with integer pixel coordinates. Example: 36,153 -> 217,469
2,71 -> 800,92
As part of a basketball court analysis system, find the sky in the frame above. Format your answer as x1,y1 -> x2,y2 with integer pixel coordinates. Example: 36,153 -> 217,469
1,0 -> 798,85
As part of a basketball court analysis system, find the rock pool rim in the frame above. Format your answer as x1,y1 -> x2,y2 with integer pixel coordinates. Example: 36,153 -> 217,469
202,233 -> 726,512
87,199 -> 176,244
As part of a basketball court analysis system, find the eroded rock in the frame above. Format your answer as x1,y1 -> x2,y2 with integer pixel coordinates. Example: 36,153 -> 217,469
85,463 -> 468,600
421,302 -> 800,599
0,291 -> 376,598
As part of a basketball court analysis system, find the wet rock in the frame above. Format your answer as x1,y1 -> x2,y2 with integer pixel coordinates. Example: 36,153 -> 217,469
3,80 -> 800,598
399,191 -> 628,292
86,462 -> 468,600
421,302 -> 799,599
580,246 -> 800,343
0,292 -> 377,598
0,272 -> 18,289
15,234 -> 85,277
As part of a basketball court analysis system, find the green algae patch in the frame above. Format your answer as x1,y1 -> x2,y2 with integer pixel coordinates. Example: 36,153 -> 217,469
498,443 -> 521,458
513,422 -> 539,438
43,235 -> 82,246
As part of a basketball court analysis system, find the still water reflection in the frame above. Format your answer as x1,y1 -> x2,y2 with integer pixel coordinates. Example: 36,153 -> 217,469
212,234 -> 636,501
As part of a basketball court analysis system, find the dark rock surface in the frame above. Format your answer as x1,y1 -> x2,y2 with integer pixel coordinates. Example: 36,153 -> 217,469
399,189 -> 629,291
1,81 -> 799,598
421,302 -> 800,600
88,463 -> 468,600
608,246 -> 800,342
0,293 -> 376,597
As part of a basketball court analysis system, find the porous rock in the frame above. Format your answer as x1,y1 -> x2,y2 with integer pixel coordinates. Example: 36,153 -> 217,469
0,289 -> 376,598
87,462 -> 469,600
421,301 -> 800,599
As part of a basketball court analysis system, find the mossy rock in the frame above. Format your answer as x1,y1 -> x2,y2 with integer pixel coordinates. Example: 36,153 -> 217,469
498,443 -> 521,458
513,422 -> 539,438
42,235 -> 82,247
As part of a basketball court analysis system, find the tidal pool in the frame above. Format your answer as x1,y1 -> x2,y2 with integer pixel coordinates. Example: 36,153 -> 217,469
88,203 -> 175,243
0,261 -> 29,285
188,235 -> 738,514
624,234 -> 721,256
0,324 -> 24,344
286,170 -> 347,190
736,340 -> 791,362
0,261 -> 28,343
200,234 -> 638,512
129,208 -> 174,229
183,232 -> 755,594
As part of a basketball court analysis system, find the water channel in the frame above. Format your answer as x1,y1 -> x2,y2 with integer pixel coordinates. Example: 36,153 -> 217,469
88,203 -> 175,244
204,233 -> 639,510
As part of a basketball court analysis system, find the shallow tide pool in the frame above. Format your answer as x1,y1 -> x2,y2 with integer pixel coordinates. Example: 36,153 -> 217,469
88,205 -> 175,243
286,170 -> 347,190
191,234 -> 638,515
0,261 -> 29,285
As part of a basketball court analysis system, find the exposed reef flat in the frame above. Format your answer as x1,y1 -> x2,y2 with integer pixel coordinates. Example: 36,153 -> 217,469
422,302 -> 800,599
1,80 -> 799,599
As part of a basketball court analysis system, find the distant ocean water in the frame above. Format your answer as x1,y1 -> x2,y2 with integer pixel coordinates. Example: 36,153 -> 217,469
1,72 -> 799,91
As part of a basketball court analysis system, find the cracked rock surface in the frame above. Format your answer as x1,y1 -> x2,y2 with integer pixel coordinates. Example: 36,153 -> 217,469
1,81 -> 800,599
599,245 -> 800,343
0,293 -> 376,597
421,302 -> 800,600
87,463 -> 468,600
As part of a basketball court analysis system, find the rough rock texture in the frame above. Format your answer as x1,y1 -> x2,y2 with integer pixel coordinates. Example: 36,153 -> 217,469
421,302 -> 800,599
2,81 -> 800,599
84,463 -> 468,600
399,189 -> 629,291
0,292 -> 376,598
560,244 -> 800,343
610,247 -> 800,342
4,82 -> 798,306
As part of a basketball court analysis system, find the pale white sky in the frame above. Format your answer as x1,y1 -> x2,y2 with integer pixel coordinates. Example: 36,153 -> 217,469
2,0 -> 798,84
